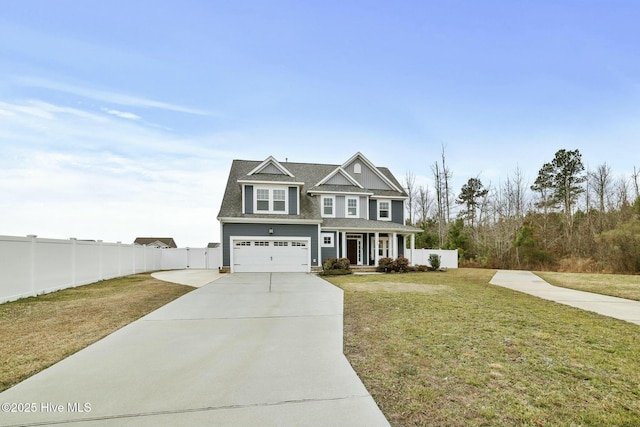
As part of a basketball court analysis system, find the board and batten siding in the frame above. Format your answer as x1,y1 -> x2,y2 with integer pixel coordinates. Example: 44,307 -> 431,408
244,185 -> 254,214
392,200 -> 404,224
288,186 -> 298,215
344,158 -> 392,190
222,223 -> 318,267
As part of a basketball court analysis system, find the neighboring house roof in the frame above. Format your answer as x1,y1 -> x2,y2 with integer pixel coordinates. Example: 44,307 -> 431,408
207,242 -> 220,248
217,153 -> 408,221
133,237 -> 177,248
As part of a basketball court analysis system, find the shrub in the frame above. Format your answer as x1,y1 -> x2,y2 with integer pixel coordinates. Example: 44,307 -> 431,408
323,258 -> 352,271
378,256 -> 409,273
377,257 -> 394,272
428,254 -> 441,270
393,256 -> 410,273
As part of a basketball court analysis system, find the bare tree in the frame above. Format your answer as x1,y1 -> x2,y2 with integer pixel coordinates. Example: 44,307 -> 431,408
632,166 -> 640,200
431,161 -> 445,246
416,184 -> 433,228
404,170 -> 417,225
588,163 -> 612,213
441,144 -> 454,223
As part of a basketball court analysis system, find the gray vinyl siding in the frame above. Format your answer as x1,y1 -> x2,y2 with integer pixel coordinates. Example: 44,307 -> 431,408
259,164 -> 285,174
344,158 -> 392,190
244,185 -> 254,214
369,199 -> 377,220
326,173 -> 352,186
222,223 -> 318,267
360,197 -> 368,219
321,231 -> 337,262
288,187 -> 298,215
336,196 -> 345,217
392,200 -> 404,224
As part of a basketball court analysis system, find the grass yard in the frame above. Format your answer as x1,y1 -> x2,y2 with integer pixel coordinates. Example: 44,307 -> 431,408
325,269 -> 640,427
0,274 -> 193,392
536,271 -> 640,301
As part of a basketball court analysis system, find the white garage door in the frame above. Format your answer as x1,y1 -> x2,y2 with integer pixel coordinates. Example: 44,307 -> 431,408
232,238 -> 310,273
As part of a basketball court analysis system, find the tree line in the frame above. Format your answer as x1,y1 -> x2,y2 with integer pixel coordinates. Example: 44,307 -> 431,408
404,147 -> 640,274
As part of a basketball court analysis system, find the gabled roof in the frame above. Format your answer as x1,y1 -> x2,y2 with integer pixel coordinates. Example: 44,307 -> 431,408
342,152 -> 403,192
134,237 -> 177,248
217,154 -> 408,220
247,156 -> 294,177
315,166 -> 363,188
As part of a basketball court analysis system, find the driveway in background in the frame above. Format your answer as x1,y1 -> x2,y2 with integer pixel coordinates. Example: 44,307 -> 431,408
490,270 -> 640,326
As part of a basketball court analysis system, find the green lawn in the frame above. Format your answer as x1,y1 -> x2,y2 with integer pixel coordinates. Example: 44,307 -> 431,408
0,274 -> 193,392
325,269 -> 640,427
536,271 -> 640,301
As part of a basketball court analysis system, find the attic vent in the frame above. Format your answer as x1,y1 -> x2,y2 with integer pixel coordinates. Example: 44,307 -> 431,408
354,163 -> 362,174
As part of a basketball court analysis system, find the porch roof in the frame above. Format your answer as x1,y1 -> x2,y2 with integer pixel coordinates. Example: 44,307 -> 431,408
321,218 -> 421,233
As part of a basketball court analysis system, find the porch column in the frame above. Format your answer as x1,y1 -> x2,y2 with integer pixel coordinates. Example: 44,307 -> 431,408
342,231 -> 347,259
410,234 -> 416,265
374,232 -> 380,266
392,232 -> 397,259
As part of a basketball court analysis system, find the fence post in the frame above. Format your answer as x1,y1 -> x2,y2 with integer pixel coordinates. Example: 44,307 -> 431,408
98,240 -> 103,281
28,234 -> 37,294
70,237 -> 77,286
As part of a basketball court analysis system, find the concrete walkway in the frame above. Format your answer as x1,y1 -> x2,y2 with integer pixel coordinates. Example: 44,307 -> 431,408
490,270 -> 640,326
0,273 -> 390,427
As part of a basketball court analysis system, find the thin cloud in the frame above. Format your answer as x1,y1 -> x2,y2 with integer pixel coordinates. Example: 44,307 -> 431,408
102,108 -> 140,120
15,76 -> 217,117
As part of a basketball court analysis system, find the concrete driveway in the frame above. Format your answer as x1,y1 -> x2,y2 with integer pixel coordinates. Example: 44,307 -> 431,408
0,273 -> 390,427
490,270 -> 640,326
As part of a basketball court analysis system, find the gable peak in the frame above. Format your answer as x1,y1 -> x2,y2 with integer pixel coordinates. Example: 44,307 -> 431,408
247,156 -> 294,177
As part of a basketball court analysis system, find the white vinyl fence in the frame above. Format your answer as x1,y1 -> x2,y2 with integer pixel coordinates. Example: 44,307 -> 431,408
410,249 -> 458,269
0,235 -> 221,304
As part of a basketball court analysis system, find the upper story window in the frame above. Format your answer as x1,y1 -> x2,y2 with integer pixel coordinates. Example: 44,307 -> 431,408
255,187 -> 288,214
378,200 -> 391,221
347,197 -> 358,217
256,189 -> 269,211
322,196 -> 335,217
273,189 -> 286,211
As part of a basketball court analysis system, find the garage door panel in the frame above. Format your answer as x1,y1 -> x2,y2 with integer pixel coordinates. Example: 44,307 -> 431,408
232,239 -> 309,273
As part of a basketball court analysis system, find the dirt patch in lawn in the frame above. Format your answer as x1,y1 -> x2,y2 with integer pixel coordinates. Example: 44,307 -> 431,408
342,281 -> 450,294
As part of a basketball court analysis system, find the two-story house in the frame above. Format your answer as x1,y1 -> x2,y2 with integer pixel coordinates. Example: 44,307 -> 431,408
217,152 -> 421,273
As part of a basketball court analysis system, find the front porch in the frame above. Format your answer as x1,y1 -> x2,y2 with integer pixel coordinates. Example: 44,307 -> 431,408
326,230 -> 416,267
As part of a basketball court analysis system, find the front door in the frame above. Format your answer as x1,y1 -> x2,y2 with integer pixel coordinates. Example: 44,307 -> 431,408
347,239 -> 358,265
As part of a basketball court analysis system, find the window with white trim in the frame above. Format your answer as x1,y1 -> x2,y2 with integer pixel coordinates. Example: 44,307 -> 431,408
254,241 -> 270,246
378,200 -> 390,221
254,187 -> 289,214
256,189 -> 269,211
321,233 -> 334,247
291,241 -> 307,247
347,197 -> 358,217
273,241 -> 289,247
322,196 -> 335,217
235,241 -> 251,246
273,189 -> 286,212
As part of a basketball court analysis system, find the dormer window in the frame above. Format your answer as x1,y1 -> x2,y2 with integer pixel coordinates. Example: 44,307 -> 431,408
273,189 -> 286,211
255,187 -> 288,214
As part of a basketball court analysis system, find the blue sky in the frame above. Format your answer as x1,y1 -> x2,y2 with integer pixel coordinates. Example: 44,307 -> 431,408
1,0 -> 639,246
